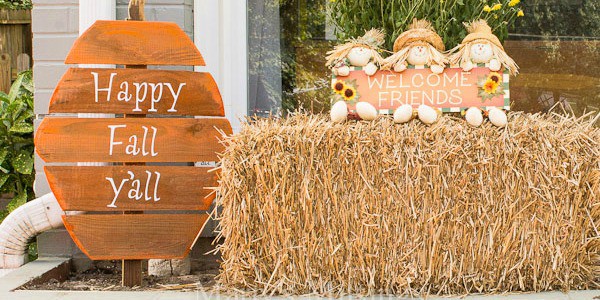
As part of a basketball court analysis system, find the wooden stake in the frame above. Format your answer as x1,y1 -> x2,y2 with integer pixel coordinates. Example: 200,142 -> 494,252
0,53 -> 10,93
122,4 -> 146,285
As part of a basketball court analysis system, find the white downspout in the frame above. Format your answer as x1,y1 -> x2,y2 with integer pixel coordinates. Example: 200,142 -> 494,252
0,193 -> 64,268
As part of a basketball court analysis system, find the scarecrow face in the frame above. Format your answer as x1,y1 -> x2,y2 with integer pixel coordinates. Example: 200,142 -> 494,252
347,47 -> 372,67
470,42 -> 493,63
407,45 -> 430,66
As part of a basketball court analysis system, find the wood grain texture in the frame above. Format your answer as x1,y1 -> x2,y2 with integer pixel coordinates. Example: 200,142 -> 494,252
65,20 -> 205,66
35,117 -> 232,163
50,68 -> 224,116
45,166 -> 218,211
63,214 -> 208,260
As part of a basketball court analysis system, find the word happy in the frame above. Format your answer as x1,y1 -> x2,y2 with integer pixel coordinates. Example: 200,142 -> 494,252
92,72 -> 186,113
106,170 -> 161,208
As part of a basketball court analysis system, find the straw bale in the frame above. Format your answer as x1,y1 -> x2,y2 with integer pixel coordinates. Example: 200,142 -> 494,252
214,112 -> 600,297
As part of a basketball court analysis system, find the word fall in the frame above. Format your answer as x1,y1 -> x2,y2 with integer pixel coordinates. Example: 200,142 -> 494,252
108,125 -> 158,157
106,170 -> 161,208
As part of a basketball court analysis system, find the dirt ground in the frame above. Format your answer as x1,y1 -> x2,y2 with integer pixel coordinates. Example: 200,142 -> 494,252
20,249 -> 220,291
20,257 -> 220,292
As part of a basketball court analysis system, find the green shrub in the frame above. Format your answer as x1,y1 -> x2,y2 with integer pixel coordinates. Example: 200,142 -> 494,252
327,0 -> 525,50
0,0 -> 32,10
0,70 -> 35,222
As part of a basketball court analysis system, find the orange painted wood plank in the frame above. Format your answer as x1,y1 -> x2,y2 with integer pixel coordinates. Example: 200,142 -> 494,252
45,166 -> 218,211
35,117 -> 232,163
65,20 -> 205,66
63,214 -> 208,260
50,68 -> 224,116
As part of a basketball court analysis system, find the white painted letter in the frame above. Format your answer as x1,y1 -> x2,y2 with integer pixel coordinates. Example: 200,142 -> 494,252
133,82 -> 148,112
148,83 -> 164,112
92,72 -> 116,103
106,177 -> 129,208
165,83 -> 186,112
108,125 -> 127,155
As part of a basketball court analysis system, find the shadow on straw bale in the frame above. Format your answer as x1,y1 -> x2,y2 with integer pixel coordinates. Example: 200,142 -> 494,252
214,112 -> 600,297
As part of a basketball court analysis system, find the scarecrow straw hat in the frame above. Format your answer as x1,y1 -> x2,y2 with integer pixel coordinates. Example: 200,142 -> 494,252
393,19 -> 445,52
462,19 -> 504,50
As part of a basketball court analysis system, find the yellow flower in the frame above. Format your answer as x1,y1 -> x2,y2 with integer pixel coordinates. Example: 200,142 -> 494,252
491,3 -> 502,11
508,0 -> 520,7
342,86 -> 356,101
517,9 -> 524,17
332,80 -> 346,95
483,5 -> 491,12
483,79 -> 499,94
487,72 -> 502,83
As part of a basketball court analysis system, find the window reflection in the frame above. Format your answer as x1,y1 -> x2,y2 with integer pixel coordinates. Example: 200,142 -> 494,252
247,0 -> 599,116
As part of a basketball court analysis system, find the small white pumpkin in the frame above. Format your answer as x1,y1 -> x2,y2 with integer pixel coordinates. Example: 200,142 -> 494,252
337,65 -> 350,76
356,102 -> 378,121
363,62 -> 378,76
489,58 -> 501,71
464,107 -> 483,127
417,104 -> 438,124
488,107 -> 508,127
462,60 -> 474,72
430,64 -> 444,74
394,62 -> 407,73
347,47 -> 372,67
393,104 -> 413,124
330,101 -> 348,123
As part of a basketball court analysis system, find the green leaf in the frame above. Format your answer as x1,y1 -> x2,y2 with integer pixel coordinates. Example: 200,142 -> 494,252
11,150 -> 33,175
0,149 -> 8,164
9,122 -> 33,134
0,91 -> 9,104
7,192 -> 27,213
7,73 -> 24,103
0,174 -> 9,189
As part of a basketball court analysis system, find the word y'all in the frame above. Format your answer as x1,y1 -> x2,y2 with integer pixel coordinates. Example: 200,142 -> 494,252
106,170 -> 161,208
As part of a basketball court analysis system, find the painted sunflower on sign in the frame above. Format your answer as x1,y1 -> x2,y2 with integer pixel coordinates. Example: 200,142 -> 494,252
332,80 -> 346,95
477,73 -> 504,102
331,79 -> 360,105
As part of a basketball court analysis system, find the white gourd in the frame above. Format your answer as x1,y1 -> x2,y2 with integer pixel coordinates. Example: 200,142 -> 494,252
393,104 -> 414,124
417,104 -> 438,124
330,101 -> 349,123
465,107 -> 483,127
356,102 -> 378,121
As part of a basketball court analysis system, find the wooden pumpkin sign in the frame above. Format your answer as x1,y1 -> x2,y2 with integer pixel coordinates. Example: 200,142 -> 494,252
35,20 -> 231,267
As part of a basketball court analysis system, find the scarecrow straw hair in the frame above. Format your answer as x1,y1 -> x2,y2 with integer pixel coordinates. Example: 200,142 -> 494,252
382,42 -> 448,70
393,19 -> 445,52
214,112 -> 599,297
326,29 -> 386,68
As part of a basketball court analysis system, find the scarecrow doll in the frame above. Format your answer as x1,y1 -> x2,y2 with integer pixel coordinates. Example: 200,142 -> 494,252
449,19 -> 519,127
327,29 -> 386,122
325,28 -> 386,77
382,19 -> 447,74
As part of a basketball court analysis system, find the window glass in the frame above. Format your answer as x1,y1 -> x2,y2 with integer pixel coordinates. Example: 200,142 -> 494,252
247,0 -> 599,116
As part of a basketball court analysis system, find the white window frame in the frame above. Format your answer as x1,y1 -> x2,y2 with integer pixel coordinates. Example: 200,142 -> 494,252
193,0 -> 247,132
